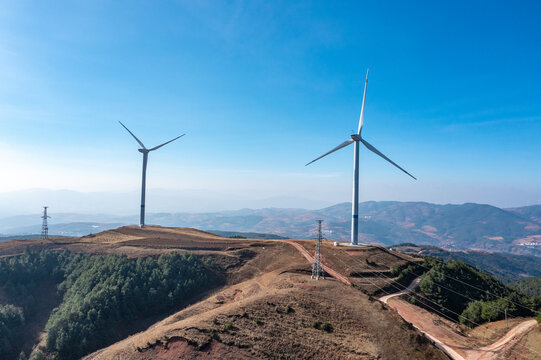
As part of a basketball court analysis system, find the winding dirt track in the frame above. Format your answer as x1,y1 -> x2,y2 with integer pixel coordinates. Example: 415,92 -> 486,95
283,242 -> 538,360
378,279 -> 538,360
379,277 -> 421,304
465,319 -> 538,360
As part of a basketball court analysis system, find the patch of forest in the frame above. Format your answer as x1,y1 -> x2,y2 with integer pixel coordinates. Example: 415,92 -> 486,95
509,276 -> 541,297
0,249 -> 220,360
399,257 -> 541,328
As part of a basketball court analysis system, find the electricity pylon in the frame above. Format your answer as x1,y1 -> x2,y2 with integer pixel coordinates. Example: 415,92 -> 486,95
311,220 -> 325,280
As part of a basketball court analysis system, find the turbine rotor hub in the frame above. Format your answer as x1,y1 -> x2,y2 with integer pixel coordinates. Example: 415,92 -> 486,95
351,134 -> 361,141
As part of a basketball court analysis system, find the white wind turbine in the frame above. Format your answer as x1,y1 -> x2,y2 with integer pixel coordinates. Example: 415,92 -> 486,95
119,121 -> 185,228
306,69 -> 416,245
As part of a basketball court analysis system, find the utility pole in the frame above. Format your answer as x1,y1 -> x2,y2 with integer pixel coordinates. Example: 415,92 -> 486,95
41,206 -> 50,239
311,220 -> 325,280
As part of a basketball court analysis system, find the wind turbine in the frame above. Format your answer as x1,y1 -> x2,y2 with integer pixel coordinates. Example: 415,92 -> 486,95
119,121 -> 185,228
306,69 -> 416,245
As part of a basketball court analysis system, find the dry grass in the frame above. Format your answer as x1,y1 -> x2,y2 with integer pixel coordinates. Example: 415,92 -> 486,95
467,318 -> 527,345
1,226 -> 448,360
85,271 -> 448,360
504,326 -> 541,360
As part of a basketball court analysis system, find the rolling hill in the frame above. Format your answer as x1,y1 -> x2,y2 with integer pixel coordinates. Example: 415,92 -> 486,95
2,201 -> 541,255
0,226 -> 448,360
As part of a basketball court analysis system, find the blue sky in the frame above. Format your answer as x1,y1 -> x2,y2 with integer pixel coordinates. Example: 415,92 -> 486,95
0,1 -> 540,209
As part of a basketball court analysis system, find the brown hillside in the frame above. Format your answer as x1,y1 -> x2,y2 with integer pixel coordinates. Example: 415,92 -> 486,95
43,226 -> 446,360
2,226 -> 447,359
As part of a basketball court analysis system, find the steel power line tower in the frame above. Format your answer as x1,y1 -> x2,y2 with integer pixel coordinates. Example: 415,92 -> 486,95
41,206 -> 50,239
311,220 -> 325,280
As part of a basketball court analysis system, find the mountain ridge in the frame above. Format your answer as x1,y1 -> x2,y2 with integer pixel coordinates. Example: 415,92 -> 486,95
2,201 -> 541,256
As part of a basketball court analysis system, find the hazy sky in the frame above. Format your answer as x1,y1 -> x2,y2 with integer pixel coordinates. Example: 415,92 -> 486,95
1,1 -> 540,209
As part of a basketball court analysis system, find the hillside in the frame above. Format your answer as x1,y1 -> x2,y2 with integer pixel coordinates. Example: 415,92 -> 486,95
0,226 -> 448,360
3,201 -> 541,256
510,277 -> 541,297
392,244 -> 541,283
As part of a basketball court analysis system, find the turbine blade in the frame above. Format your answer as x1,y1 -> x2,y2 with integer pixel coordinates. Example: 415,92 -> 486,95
305,139 -> 354,166
119,121 -> 146,149
357,68 -> 369,135
148,134 -> 185,151
360,138 -> 416,180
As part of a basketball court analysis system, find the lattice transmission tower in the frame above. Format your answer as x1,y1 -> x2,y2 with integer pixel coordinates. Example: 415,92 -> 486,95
41,206 -> 50,239
311,219 -> 325,280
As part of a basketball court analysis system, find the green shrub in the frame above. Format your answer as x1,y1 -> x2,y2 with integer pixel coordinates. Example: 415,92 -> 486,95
312,321 -> 333,332
460,301 -> 483,327
320,322 -> 333,332
223,321 -> 233,332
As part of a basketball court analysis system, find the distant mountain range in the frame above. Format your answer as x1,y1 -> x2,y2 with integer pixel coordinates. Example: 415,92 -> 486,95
1,201 -> 541,256
393,243 -> 541,283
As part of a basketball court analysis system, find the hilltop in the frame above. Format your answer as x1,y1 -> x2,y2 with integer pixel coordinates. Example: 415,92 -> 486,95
1,225 -> 539,359
0,226 -> 448,360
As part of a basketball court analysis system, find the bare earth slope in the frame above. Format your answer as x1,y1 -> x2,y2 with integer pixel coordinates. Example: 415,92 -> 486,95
1,226 -> 448,360
83,242 -> 446,360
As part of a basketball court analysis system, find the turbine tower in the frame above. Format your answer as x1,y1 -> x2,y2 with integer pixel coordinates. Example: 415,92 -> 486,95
119,121 -> 185,228
306,69 -> 416,245
41,206 -> 50,239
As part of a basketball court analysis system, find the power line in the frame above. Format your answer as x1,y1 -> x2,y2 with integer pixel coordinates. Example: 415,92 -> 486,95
366,246 -> 540,314
326,248 -> 526,356
340,246 -> 534,324
325,246 -> 541,359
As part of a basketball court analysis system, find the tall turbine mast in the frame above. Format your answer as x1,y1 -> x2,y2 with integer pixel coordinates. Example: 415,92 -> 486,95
119,121 -> 185,228
41,206 -> 50,239
306,69 -> 416,245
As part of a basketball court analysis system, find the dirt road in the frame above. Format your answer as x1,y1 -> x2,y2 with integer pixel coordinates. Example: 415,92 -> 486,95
283,239 -> 537,360
464,319 -> 538,360
379,280 -> 538,360
379,277 -> 421,304
284,240 -> 351,285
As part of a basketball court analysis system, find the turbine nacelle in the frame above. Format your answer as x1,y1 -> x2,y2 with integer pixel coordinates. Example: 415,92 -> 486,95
350,134 -> 362,141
